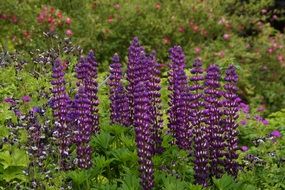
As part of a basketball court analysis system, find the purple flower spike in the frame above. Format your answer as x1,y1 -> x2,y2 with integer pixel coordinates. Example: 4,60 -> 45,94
133,81 -> 154,190
148,51 -> 163,154
109,53 -> 130,126
76,51 -> 100,134
204,64 -> 223,177
74,86 -> 93,168
168,46 -> 191,150
189,58 -> 209,186
126,37 -> 144,125
51,58 -> 72,170
223,65 -> 239,177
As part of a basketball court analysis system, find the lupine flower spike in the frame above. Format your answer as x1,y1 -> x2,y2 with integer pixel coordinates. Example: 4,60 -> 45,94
189,59 -> 209,186
133,81 -> 154,190
204,64 -> 223,177
223,65 -> 239,176
51,58 -> 72,170
168,46 -> 190,150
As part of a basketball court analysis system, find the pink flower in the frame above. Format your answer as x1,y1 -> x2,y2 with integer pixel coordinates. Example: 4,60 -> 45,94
155,3 -> 161,10
114,3 -> 120,10
241,146 -> 248,152
108,16 -> 113,23
277,54 -> 284,63
178,26 -> 185,33
271,130 -> 281,138
65,17 -> 72,25
162,36 -> 170,45
194,47 -> 201,54
65,29 -> 73,36
215,50 -> 225,58
223,33 -> 230,41
261,9 -> 267,14
22,95 -> 31,102
267,48 -> 274,54
272,15 -> 278,20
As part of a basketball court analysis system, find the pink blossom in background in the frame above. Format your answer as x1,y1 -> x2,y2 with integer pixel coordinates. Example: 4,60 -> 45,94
65,29 -> 73,36
65,17 -> 72,25
194,47 -> 201,54
223,33 -> 231,41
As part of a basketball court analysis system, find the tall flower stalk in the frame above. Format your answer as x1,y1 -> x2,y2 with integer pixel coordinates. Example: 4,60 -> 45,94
168,46 -> 190,150
109,53 -> 123,124
76,51 -> 99,133
204,64 -> 224,177
127,37 -> 144,125
189,59 -> 209,186
133,81 -> 154,190
149,52 -> 163,154
223,65 -> 239,176
108,53 -> 130,126
51,58 -> 71,170
74,86 -> 92,168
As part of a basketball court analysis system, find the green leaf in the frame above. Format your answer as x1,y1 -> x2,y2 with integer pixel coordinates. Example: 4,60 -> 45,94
0,148 -> 29,169
0,166 -> 27,182
118,173 -> 140,190
93,132 -> 113,151
213,174 -> 235,190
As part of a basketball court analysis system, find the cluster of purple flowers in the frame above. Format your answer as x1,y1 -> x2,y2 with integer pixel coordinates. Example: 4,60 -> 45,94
108,37 -> 163,189
51,51 -> 99,169
167,46 -> 241,186
49,38 -> 241,188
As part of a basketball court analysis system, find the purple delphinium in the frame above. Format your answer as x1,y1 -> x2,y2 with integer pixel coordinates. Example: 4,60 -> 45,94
148,51 -> 163,154
76,51 -> 99,133
51,58 -> 71,170
133,81 -> 154,190
223,65 -> 239,177
189,58 -> 209,186
126,37 -> 144,125
168,46 -> 190,150
203,64 -> 223,177
74,86 -> 93,168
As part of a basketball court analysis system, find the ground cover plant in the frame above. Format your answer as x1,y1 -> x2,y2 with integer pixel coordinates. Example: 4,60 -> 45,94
0,0 -> 285,190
